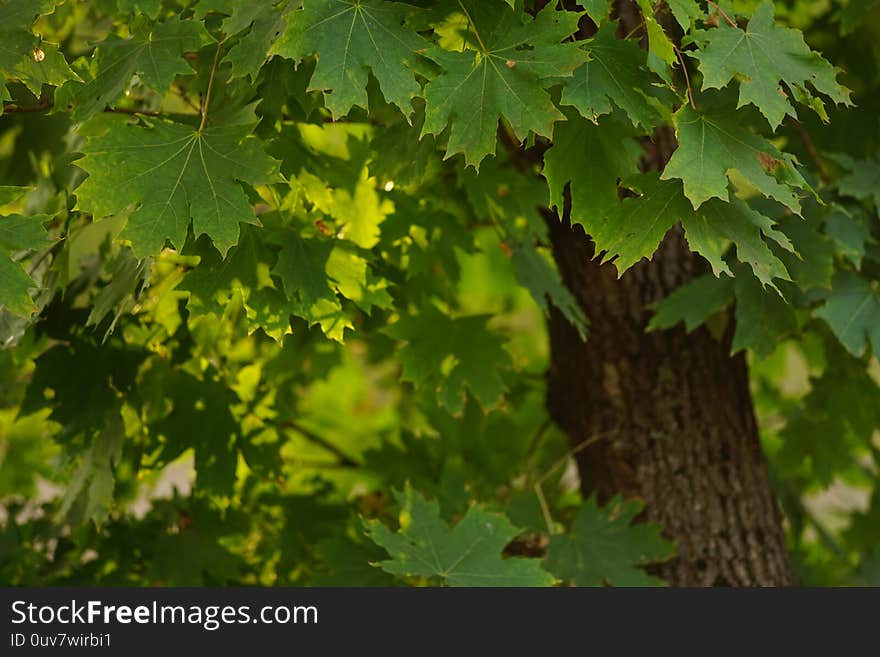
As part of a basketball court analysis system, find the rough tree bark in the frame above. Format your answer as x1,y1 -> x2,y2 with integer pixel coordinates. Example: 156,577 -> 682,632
542,1 -> 795,586
545,130 -> 796,587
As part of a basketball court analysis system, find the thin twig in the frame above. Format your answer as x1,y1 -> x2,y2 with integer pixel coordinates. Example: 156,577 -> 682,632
673,45 -> 696,110
199,37 -> 225,132
533,429 -> 618,535
706,0 -> 737,28
1,100 -> 52,113
26,238 -> 64,277
279,420 -> 359,468
523,418 -> 552,481
2,101 -> 164,117
789,117 -> 829,183
623,20 -> 646,41
537,430 -> 617,487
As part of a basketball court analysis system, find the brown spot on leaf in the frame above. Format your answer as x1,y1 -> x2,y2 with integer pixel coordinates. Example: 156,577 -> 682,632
314,218 -> 332,236
758,152 -> 780,173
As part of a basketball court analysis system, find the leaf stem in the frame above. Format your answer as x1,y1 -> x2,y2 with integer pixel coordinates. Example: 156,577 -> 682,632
788,117 -> 829,183
673,45 -> 696,110
706,0 -> 737,28
199,37 -> 225,133
456,0 -> 488,52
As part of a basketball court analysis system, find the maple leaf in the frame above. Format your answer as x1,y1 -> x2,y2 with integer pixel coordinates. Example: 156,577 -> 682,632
0,0 -> 77,103
196,0 -> 290,79
76,118 -> 281,257
273,0 -> 427,118
546,496 -> 674,587
650,266 -> 796,357
367,485 -> 556,586
588,174 -> 792,289
510,241 -> 588,340
661,101 -> 810,212
729,268 -> 797,357
385,306 -> 510,413
150,369 -> 241,494
272,232 -> 390,339
687,1 -> 851,129
544,111 -> 640,219
815,271 -> 880,358
0,213 -> 49,317
836,155 -> 880,210
825,210 -> 872,269
118,0 -> 161,17
649,273 -> 735,333
773,214 -> 835,291
58,18 -> 205,121
683,193 -> 793,289
666,0 -> 702,30
560,22 -> 667,130
421,1 -> 586,168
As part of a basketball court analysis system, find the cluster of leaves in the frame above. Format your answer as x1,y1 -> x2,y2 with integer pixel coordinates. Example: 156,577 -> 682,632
0,0 -> 877,586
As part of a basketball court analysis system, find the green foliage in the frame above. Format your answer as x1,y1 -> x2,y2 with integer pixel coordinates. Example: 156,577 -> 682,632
0,0 -> 877,589
546,496 -> 675,586
420,1 -> 585,167
76,119 -> 281,256
367,486 -> 556,586
686,1 -> 851,129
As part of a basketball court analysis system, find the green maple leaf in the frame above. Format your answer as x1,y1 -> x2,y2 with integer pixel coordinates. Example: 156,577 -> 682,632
272,0 -> 427,118
837,156 -> 880,210
825,209 -> 872,269
587,173 -> 694,274
730,268 -> 797,357
544,112 -> 641,218
687,1 -> 851,130
773,214 -> 835,291
777,353 -> 880,486
76,118 -> 281,257
326,245 -> 393,313
582,0 -> 610,22
21,338 -> 146,441
58,18 -> 204,121
560,21 -> 667,129
271,232 -> 390,338
421,1 -> 585,168
60,410 -> 124,526
0,213 -> 49,317
386,306 -> 510,413
682,193 -> 793,289
815,271 -> 880,358
649,274 -> 735,333
546,496 -> 674,587
86,246 -> 152,335
661,102 -> 810,212
510,240 -> 587,340
650,266 -> 796,357
196,0 -> 289,79
588,174 -> 791,288
150,370 -> 241,494
367,485 -> 556,586
666,0 -> 702,30
118,0 -> 161,17
0,0 -> 77,102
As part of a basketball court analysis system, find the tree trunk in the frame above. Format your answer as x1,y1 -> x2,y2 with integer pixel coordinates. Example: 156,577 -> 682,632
545,208 -> 796,586
539,0 -> 795,586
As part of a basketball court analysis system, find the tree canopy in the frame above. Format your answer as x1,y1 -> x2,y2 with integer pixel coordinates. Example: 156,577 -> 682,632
0,0 -> 878,586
